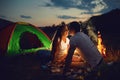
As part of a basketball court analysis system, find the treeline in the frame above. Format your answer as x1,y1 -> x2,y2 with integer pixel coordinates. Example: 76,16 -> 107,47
40,8 -> 120,51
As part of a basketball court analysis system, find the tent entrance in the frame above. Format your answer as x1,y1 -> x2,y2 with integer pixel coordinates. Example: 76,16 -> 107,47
20,31 -> 43,50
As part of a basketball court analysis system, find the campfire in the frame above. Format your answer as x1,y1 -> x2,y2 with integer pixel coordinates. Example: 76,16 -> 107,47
97,31 -> 106,57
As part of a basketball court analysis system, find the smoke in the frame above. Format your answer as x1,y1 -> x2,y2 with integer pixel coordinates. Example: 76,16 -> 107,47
87,25 -> 98,45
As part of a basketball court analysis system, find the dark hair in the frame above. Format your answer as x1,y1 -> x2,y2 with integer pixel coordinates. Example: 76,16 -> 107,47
68,21 -> 81,32
51,25 -> 67,61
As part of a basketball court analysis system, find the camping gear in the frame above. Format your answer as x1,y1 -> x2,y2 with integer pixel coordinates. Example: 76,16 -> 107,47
0,22 -> 51,56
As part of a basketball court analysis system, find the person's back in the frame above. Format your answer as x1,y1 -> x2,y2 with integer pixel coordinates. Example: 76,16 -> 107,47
70,32 -> 102,68
63,21 -> 103,74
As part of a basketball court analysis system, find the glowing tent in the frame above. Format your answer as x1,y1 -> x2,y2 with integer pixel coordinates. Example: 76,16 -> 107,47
0,22 -> 51,56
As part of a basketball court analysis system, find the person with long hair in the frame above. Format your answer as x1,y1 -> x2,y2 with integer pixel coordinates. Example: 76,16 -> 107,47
51,25 -> 69,65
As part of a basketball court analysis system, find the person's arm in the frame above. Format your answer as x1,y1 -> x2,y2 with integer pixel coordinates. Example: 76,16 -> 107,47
64,43 -> 76,72
65,38 -> 70,57
66,44 -> 76,62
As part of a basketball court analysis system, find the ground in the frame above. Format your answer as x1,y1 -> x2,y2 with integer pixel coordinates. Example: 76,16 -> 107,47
0,53 -> 120,80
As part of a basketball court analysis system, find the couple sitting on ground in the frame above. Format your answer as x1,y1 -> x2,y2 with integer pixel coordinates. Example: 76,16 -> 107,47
50,21 -> 104,75
51,22 -> 84,67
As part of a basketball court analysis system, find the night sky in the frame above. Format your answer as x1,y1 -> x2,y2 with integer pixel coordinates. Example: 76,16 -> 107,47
0,0 -> 120,26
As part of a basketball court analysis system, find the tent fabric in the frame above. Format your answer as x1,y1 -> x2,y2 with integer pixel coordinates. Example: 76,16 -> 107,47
0,22 -> 51,56
0,23 -> 15,54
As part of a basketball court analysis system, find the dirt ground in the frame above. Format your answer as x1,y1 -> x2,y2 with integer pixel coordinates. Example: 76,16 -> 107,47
0,54 -> 120,80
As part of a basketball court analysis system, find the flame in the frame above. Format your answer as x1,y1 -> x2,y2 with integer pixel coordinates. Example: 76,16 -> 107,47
97,31 -> 106,56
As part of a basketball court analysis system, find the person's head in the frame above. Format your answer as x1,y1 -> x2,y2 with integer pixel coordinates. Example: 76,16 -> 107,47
61,25 -> 69,38
68,21 -> 81,36
55,25 -> 69,39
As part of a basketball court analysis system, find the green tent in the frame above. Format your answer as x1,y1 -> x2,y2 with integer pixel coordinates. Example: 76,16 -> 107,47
0,22 -> 51,56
